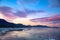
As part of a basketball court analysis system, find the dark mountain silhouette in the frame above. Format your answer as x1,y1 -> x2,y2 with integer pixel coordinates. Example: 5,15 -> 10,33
0,19 -> 25,28
0,19 -> 49,28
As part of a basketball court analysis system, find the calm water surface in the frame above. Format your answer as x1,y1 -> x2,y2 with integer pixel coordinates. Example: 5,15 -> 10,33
0,28 -> 60,40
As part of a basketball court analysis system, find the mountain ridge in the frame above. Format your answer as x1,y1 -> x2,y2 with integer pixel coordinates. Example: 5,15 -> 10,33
0,19 -> 58,28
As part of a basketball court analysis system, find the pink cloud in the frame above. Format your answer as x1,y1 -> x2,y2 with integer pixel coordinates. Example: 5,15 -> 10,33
0,6 -> 44,18
30,14 -> 60,27
0,6 -> 27,18
0,6 -> 17,19
31,14 -> 60,22
48,15 -> 60,21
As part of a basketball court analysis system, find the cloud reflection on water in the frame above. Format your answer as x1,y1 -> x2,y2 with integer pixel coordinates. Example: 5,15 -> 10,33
0,28 -> 60,40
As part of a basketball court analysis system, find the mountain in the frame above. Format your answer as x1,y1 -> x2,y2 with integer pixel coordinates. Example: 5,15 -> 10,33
30,15 -> 60,27
0,19 -> 23,28
0,19 -> 49,28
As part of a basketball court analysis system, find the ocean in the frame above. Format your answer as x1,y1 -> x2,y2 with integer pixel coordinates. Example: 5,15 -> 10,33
0,27 -> 60,40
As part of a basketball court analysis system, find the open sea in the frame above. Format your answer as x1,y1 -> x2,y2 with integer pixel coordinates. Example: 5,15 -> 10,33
0,27 -> 60,40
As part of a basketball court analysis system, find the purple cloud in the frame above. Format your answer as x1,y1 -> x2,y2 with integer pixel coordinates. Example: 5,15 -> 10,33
14,8 -> 45,18
25,9 -> 45,13
15,11 -> 27,18
31,14 -> 60,22
0,6 -> 44,18
48,0 -> 60,8
30,14 -> 60,27
0,6 -> 27,18
0,6 -> 17,19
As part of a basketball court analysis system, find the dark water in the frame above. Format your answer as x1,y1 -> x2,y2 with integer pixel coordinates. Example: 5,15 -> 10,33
0,28 -> 60,40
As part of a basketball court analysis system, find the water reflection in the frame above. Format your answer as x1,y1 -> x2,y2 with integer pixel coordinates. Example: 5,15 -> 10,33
0,28 -> 60,40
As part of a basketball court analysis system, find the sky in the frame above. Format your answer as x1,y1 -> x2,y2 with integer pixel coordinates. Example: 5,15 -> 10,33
0,0 -> 60,27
